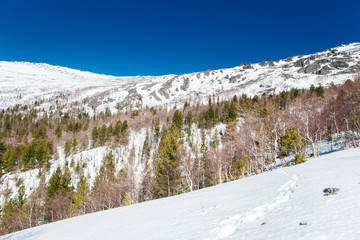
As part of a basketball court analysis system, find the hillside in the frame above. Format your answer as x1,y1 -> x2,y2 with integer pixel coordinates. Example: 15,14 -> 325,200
1,43 -> 359,113
2,148 -> 360,240
1,43 -> 360,236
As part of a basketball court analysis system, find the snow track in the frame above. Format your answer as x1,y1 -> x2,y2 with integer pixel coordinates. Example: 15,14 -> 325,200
210,171 -> 299,239
2,148 -> 360,240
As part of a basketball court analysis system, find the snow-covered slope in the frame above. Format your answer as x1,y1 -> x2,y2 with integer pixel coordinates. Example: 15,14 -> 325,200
1,43 -> 360,112
2,148 -> 360,240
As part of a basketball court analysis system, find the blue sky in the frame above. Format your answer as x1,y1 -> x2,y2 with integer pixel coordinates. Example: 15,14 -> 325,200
0,0 -> 359,76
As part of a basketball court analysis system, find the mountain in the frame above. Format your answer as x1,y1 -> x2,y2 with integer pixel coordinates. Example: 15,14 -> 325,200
2,147 -> 360,240
1,43 -> 360,237
1,43 -> 359,112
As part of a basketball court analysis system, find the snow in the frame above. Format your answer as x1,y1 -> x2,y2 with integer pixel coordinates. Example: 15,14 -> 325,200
2,147 -> 360,240
0,128 -> 148,203
1,42 -> 359,112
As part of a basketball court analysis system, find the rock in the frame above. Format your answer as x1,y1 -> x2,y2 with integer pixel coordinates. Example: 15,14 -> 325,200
180,78 -> 190,91
315,59 -> 329,64
323,187 -> 340,196
299,222 -> 307,226
330,61 -> 349,69
258,61 -> 268,67
285,56 -> 293,62
107,97 -> 115,103
309,55 -> 316,60
149,91 -> 161,101
317,67 -> 331,75
203,70 -> 211,77
350,63 -> 360,73
241,63 -> 253,69
304,63 -> 320,73
294,59 -> 305,67
88,100 -> 101,109
229,75 -> 239,83
258,61 -> 274,67
297,67 -> 305,74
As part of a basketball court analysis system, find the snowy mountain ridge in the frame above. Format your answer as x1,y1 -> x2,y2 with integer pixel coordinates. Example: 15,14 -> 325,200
1,42 -> 359,112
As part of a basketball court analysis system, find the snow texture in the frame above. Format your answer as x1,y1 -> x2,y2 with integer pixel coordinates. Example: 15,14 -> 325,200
1,43 -> 359,113
2,148 -> 360,240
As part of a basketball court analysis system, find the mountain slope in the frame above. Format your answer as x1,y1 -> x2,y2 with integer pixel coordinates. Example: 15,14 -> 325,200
2,148 -> 360,240
1,43 -> 359,112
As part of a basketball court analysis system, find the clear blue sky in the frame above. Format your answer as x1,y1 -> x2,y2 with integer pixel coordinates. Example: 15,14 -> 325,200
0,0 -> 359,76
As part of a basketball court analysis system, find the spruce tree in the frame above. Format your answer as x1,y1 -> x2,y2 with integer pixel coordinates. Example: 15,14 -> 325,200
64,140 -> 71,157
46,167 -> 62,198
69,175 -> 89,217
153,125 -> 182,198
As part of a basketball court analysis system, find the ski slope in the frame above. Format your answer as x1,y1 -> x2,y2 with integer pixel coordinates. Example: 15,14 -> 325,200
2,148 -> 360,240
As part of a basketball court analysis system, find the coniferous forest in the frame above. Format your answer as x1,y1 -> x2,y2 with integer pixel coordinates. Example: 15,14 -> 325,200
0,77 -> 360,234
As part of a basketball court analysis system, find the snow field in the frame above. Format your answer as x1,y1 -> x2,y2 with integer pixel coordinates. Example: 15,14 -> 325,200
2,147 -> 360,240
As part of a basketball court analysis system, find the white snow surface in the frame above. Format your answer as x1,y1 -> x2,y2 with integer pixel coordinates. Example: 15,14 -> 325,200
1,42 -> 360,112
2,148 -> 360,240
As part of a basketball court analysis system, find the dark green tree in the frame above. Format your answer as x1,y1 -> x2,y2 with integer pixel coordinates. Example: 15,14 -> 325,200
153,125 -> 182,198
46,167 -> 62,198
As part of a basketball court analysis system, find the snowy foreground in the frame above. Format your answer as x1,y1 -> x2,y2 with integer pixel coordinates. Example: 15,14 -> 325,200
2,148 -> 360,240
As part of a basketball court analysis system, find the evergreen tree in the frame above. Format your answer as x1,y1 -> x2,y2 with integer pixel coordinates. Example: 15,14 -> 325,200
278,127 -> 303,156
230,153 -> 248,179
121,192 -> 132,206
103,151 -> 115,176
172,110 -> 183,131
55,125 -> 62,139
72,138 -> 77,153
291,152 -> 306,165
153,125 -> 182,198
69,175 -> 89,217
92,126 -> 98,146
20,144 -> 34,169
64,140 -> 71,157
60,167 -> 72,193
46,167 -> 62,198
121,120 -> 128,136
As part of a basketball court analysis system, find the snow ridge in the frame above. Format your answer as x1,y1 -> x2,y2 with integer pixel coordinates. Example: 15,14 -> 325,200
1,43 -> 360,112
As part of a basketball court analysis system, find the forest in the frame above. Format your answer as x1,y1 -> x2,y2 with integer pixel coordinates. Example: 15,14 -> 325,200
0,77 -> 359,234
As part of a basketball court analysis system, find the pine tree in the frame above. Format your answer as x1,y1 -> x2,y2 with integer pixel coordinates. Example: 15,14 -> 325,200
103,151 -> 115,176
278,127 -> 303,156
46,167 -> 62,198
72,138 -> 77,153
92,126 -> 98,146
121,120 -> 128,136
69,175 -> 89,217
55,125 -> 62,139
172,110 -> 183,131
60,167 -> 72,193
64,140 -> 71,157
153,125 -> 182,198
20,145 -> 34,169
291,152 -> 306,165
